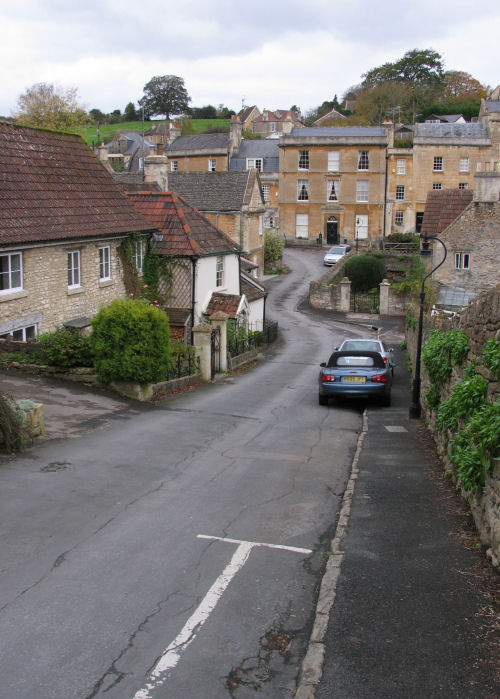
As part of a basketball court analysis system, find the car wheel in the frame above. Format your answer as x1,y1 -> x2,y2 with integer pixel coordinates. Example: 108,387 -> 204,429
319,394 -> 328,406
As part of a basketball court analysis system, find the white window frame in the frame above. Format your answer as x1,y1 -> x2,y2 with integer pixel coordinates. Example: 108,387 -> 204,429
259,214 -> 263,236
216,255 -> 224,287
433,183 -> 442,190
356,180 -> 369,202
208,158 -> 216,172
0,324 -> 37,342
397,159 -> 406,175
458,182 -> 469,190
327,180 -> 339,201
67,251 -> 81,289
170,160 -> 178,172
99,245 -> 111,281
395,210 -> 404,226
247,158 -> 262,172
454,252 -> 470,270
355,214 -> 368,239
296,213 -> 309,238
459,157 -> 470,173
298,150 -> 309,170
262,184 -> 270,202
433,156 -> 443,172
297,179 -> 309,201
358,150 -> 369,170
0,252 -> 23,294
328,150 -> 340,171
134,240 -> 144,274
395,185 -> 405,201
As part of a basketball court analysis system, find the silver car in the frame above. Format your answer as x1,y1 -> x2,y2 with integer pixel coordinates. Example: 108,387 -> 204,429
336,338 -> 395,374
323,245 -> 351,266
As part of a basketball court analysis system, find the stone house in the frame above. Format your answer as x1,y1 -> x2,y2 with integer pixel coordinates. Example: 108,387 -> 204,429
0,122 -> 155,340
238,106 -> 261,132
125,191 -> 265,339
251,109 -> 303,138
163,132 -> 232,173
425,171 -> 500,307
279,126 -> 388,246
312,108 -> 347,127
98,130 -> 155,173
168,170 -> 266,275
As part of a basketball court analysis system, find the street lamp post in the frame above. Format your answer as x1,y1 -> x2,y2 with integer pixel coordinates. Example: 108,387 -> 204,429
409,233 -> 447,419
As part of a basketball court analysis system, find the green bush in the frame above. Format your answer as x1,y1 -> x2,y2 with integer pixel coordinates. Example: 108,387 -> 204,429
483,338 -> 500,378
38,327 -> 93,368
264,230 -> 284,272
343,254 -> 386,293
450,400 -> 500,493
90,299 -> 171,384
422,330 -> 469,385
435,375 -> 488,432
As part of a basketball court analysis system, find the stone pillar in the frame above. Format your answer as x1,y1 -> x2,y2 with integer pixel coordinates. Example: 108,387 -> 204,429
209,311 -> 229,372
340,277 -> 351,313
379,278 -> 391,315
192,323 -> 212,381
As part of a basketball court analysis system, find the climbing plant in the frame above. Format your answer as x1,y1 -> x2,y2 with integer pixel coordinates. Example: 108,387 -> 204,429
483,337 -> 500,379
422,329 -> 469,386
118,235 -> 176,306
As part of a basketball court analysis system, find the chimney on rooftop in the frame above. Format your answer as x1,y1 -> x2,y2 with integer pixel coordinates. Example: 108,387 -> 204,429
230,115 -> 242,153
473,168 -> 500,202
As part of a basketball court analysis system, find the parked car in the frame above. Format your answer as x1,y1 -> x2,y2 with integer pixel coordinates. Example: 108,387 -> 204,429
318,350 -> 392,406
323,244 -> 351,266
336,338 -> 395,374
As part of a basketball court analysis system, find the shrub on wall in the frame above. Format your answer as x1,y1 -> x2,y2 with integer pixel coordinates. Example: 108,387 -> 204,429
0,392 -> 24,452
264,230 -> 284,273
422,329 -> 469,385
90,299 -> 171,384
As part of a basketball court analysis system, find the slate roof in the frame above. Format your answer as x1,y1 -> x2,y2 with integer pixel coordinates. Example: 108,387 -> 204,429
425,114 -> 464,123
241,273 -> 266,303
485,100 -> 500,113
125,190 -> 240,257
0,122 -> 155,247
239,106 -> 259,123
414,122 -> 490,145
107,130 -> 155,172
421,189 -> 473,237
229,139 -> 279,173
282,126 -> 388,145
168,171 -> 256,212
164,133 -> 230,155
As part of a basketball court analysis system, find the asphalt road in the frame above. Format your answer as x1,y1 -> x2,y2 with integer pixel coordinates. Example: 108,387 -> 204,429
0,248 -> 403,698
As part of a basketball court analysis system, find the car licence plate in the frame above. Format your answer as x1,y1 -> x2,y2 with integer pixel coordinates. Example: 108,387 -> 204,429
343,376 -> 366,383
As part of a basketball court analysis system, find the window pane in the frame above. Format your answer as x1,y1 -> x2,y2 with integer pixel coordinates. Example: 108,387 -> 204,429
297,180 -> 309,200
296,213 -> 308,238
358,151 -> 369,170
356,180 -> 369,201
298,150 -> 309,169
328,151 -> 339,170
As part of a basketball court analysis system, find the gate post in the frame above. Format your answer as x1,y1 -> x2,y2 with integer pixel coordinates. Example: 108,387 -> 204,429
379,278 -> 391,315
340,277 -> 351,313
209,311 -> 229,372
192,323 -> 212,381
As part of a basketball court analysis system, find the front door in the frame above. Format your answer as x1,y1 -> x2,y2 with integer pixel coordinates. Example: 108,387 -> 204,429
326,216 -> 339,245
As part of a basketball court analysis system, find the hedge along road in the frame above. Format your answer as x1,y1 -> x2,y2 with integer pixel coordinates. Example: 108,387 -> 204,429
0,247 -> 370,699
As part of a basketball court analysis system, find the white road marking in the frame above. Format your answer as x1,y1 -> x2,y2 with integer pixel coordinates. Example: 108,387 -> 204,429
384,425 -> 408,432
134,536 -> 312,698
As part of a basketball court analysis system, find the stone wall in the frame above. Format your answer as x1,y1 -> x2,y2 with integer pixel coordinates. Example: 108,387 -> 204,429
406,284 -> 500,566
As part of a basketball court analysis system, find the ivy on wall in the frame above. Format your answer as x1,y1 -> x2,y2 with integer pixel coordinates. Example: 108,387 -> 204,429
118,234 -> 178,307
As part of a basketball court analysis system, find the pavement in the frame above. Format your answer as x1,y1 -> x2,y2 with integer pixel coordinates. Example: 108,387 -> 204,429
297,313 -> 500,698
1,313 -> 499,697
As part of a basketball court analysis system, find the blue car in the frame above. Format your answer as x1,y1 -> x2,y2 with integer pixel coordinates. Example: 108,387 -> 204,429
319,350 -> 392,406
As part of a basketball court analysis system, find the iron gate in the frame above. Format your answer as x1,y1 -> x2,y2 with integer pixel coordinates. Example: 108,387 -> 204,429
350,291 -> 380,314
210,327 -> 221,379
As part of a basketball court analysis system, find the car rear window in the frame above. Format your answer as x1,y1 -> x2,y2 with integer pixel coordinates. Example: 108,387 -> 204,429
342,341 -> 380,352
328,247 -> 345,254
336,356 -> 375,367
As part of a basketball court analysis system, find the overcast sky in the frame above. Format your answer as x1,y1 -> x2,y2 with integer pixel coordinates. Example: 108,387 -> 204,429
1,0 -> 499,118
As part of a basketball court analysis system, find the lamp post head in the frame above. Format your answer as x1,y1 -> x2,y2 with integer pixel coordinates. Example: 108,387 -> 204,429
419,232 -> 433,257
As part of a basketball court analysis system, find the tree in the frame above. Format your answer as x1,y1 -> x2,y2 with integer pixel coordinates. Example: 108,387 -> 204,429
124,102 -> 138,121
442,71 -> 487,103
140,75 -> 191,120
89,108 -> 106,125
343,254 -> 386,293
362,49 -> 444,88
14,82 -> 90,131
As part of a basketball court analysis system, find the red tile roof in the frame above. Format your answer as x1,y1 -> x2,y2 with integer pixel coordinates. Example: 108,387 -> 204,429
0,122 -> 155,246
126,191 -> 241,257
205,292 -> 243,317
422,189 -> 473,236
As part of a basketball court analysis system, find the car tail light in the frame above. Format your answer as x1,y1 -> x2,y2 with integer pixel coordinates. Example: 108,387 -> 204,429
321,374 -> 336,383
383,356 -> 388,363
371,374 -> 387,383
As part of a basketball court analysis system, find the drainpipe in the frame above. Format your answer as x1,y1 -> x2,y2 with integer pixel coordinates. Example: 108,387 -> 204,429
190,256 -> 197,344
382,147 -> 389,250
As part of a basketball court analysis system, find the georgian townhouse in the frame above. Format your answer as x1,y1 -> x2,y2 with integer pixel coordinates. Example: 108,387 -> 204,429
279,126 -> 388,246
0,122 -> 155,340
163,132 -> 231,173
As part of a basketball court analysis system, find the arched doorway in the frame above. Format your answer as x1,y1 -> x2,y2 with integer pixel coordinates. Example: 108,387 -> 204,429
326,216 -> 339,245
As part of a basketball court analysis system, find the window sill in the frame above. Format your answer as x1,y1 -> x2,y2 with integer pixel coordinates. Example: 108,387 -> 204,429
67,286 -> 85,296
99,279 -> 113,288
0,289 -> 28,303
